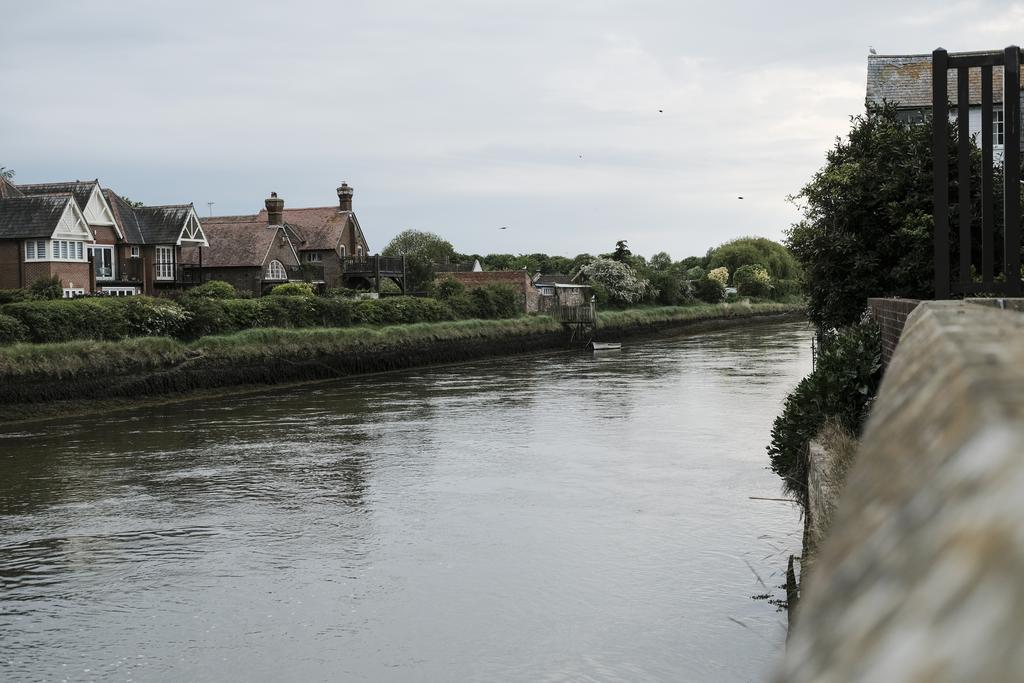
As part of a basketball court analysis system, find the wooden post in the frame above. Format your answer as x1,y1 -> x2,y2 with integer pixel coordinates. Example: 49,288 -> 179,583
982,65 -> 995,287
958,66 -> 971,289
933,48 -> 950,299
1005,45 -> 1022,295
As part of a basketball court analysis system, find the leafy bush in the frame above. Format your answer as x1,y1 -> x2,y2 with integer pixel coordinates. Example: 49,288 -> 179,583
29,276 -> 63,300
772,278 -> 803,300
187,280 -> 237,299
0,297 -> 189,343
707,267 -> 729,286
269,282 -> 316,297
768,320 -> 881,505
435,277 -> 466,299
685,266 -> 706,281
734,264 -> 772,298
467,284 -> 519,319
692,277 -> 725,303
350,296 -> 452,325
0,313 -> 28,345
0,289 -> 32,305
648,270 -> 685,306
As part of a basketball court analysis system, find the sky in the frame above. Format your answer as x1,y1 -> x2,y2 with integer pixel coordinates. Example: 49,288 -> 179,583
2,1 -> 1023,260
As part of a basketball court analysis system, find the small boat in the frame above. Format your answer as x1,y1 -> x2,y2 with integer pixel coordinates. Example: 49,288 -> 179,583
590,341 -> 622,351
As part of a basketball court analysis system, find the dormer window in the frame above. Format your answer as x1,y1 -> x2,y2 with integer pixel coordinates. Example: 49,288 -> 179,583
305,252 -> 322,263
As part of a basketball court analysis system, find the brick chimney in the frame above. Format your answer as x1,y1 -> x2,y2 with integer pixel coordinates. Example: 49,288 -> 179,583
265,192 -> 284,225
337,182 -> 353,211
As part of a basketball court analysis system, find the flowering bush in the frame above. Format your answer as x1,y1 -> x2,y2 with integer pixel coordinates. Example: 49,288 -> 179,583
578,257 -> 653,306
707,267 -> 729,286
734,264 -> 772,298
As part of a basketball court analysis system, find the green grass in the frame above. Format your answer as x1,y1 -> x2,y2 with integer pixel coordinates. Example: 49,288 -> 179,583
0,301 -> 802,384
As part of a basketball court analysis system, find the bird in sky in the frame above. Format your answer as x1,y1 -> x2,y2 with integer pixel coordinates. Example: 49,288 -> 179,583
499,226 -> 508,230
658,109 -> 663,113
737,196 -> 744,200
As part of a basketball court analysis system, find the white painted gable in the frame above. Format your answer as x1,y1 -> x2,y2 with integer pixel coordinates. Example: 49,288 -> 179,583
82,185 -> 122,237
51,200 -> 95,241
177,207 -> 209,246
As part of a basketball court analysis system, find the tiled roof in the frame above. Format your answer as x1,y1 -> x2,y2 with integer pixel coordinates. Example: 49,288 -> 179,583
271,207 -> 352,251
102,190 -> 191,245
867,53 -> 1024,108
18,180 -> 98,213
134,205 -> 193,244
185,219 -> 285,267
0,194 -> 72,239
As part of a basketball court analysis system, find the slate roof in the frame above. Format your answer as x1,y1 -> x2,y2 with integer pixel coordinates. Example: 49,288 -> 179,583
0,194 -> 73,239
867,53 -> 1024,108
103,189 -> 192,245
269,207 -> 354,251
18,180 -> 98,212
184,219 -> 285,267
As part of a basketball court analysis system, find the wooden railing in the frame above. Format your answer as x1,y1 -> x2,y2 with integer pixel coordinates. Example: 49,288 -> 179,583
341,255 -> 405,276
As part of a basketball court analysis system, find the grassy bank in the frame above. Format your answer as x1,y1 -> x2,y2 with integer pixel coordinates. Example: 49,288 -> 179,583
0,302 -> 803,418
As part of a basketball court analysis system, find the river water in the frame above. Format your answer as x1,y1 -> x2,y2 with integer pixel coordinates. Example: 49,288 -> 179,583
0,319 -> 811,682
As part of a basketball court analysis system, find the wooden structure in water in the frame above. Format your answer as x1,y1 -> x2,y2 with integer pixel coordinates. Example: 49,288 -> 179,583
548,284 -> 596,345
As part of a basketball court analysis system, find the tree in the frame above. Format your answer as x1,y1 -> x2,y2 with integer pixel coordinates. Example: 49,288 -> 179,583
577,257 -> 652,306
786,102 -> 992,331
382,229 -> 457,293
611,240 -> 632,262
707,237 -> 800,283
0,167 -> 14,181
648,251 -> 672,271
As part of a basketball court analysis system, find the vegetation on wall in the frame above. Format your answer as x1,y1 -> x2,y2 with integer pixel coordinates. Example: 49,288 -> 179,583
767,320 -> 881,506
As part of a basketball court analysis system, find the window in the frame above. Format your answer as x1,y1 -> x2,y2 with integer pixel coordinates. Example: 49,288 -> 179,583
89,246 -> 115,280
339,245 -> 346,258
155,246 -> 175,281
130,246 -> 141,258
24,240 -> 46,260
356,246 -> 363,260
995,108 -> 1005,146
100,287 -> 138,296
305,252 -> 322,262
42,240 -> 87,261
265,259 -> 287,280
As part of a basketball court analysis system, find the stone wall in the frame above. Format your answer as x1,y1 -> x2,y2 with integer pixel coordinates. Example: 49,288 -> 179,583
778,301 -> 1024,682
866,297 -> 921,365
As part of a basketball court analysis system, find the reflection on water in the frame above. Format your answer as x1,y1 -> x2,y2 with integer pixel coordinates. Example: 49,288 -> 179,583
0,320 -> 812,682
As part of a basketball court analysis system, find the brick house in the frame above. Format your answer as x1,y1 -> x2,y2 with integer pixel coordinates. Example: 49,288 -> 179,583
435,270 -> 541,314
0,177 -> 208,296
182,194 -> 308,296
0,181 -> 95,296
101,190 -> 209,295
201,184 -> 370,290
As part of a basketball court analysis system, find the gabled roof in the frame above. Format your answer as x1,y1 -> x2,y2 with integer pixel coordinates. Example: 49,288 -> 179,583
0,194 -> 80,239
264,207 -> 362,252
0,177 -> 23,199
867,53 -> 1024,108
103,189 -> 205,245
17,180 -> 98,211
185,219 -> 294,267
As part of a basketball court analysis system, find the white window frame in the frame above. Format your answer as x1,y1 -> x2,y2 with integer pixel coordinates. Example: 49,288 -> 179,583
100,286 -> 138,296
155,246 -> 176,281
24,240 -> 47,261
130,246 -> 141,258
265,259 -> 287,281
356,246 -> 363,260
305,252 -> 322,262
995,108 -> 1005,146
339,245 -> 346,258
89,245 -> 116,280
